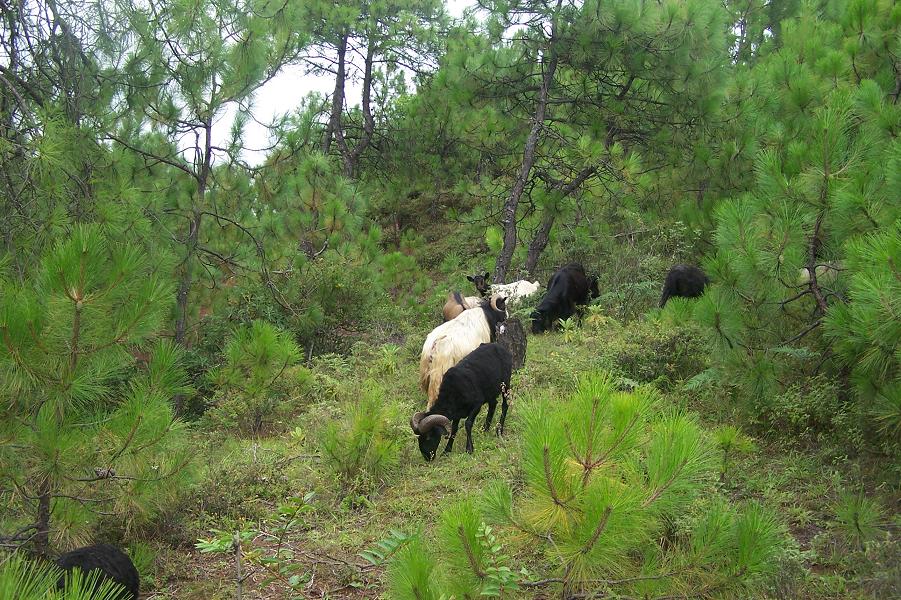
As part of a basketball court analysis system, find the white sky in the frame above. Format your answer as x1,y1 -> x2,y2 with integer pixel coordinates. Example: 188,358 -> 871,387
213,0 -> 475,166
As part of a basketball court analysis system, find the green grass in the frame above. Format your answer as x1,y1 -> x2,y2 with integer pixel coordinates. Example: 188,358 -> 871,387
147,317 -> 898,599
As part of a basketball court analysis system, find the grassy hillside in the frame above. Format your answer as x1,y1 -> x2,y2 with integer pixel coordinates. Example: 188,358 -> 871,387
144,309 -> 898,599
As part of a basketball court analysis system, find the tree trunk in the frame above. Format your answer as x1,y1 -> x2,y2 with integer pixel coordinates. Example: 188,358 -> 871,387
525,209 -> 555,277
524,165 -> 597,276
174,117 -> 212,416
807,210 -> 829,316
33,477 -> 51,556
322,31 -> 348,156
174,208 -> 202,347
496,318 -> 527,370
493,21 -> 559,285
342,36 -> 375,178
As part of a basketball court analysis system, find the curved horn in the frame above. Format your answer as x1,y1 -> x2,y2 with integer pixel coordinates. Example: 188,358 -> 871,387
410,411 -> 427,434
416,414 -> 451,435
490,294 -> 507,313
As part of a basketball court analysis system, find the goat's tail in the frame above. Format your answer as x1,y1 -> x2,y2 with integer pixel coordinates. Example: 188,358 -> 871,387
419,344 -> 433,395
419,341 -> 462,409
426,350 -> 459,409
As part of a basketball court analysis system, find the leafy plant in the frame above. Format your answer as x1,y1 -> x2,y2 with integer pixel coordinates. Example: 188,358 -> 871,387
376,344 -> 401,376
196,493 -> 316,596
476,522 -> 523,597
359,529 -> 416,566
557,317 -> 578,343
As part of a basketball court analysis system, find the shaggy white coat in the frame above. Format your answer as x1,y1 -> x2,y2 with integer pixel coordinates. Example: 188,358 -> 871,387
420,306 -> 494,408
490,280 -> 540,305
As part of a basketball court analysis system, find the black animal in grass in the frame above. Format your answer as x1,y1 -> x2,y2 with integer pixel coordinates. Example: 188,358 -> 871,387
410,343 -> 513,461
467,271 -> 491,297
55,543 -> 140,600
530,262 -> 599,334
659,264 -> 709,308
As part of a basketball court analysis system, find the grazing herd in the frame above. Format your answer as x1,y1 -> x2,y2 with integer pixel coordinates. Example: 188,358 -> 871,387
413,261 -> 710,461
420,295 -> 508,408
30,262 -> 711,593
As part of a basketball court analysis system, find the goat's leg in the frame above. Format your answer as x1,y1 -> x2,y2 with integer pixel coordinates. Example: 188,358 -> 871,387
497,384 -> 511,436
444,419 -> 460,454
464,408 -> 481,454
483,400 -> 496,432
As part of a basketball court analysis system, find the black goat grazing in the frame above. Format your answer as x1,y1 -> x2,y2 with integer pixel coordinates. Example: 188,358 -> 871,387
531,262 -> 598,334
410,343 -> 512,461
467,271 -> 491,297
659,264 -> 709,307
55,544 -> 140,600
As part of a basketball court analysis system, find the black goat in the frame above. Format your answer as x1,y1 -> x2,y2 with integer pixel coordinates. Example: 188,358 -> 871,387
659,264 -> 709,307
410,343 -> 513,461
56,543 -> 140,600
531,263 -> 598,334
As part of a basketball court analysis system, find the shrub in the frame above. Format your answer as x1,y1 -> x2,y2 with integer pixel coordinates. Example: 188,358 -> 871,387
752,376 -> 860,445
189,444 -> 297,524
591,317 -> 708,388
204,321 -> 305,434
318,381 -> 402,495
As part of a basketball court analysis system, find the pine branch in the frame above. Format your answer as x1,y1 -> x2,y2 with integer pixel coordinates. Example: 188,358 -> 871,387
643,455 -> 691,508
106,133 -> 196,179
458,525 -> 486,580
543,445 -> 574,510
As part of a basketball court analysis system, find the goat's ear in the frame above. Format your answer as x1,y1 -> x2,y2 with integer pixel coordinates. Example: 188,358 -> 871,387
484,272 -> 491,279
466,275 -> 474,282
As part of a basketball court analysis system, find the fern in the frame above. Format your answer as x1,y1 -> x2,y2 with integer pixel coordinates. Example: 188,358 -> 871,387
359,529 -> 415,566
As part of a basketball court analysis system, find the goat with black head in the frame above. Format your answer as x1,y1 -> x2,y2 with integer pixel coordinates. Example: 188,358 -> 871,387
411,343 -> 513,461
531,262 -> 598,334
467,271 -> 491,297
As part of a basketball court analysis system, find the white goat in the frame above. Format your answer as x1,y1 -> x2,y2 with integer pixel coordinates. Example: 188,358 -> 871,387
490,280 -> 540,306
420,295 -> 507,409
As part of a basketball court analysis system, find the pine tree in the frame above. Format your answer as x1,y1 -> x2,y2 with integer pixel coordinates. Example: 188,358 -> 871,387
693,0 -> 900,446
0,225 -> 191,555
409,0 -> 727,281
308,0 -> 447,177
105,0 -> 308,349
